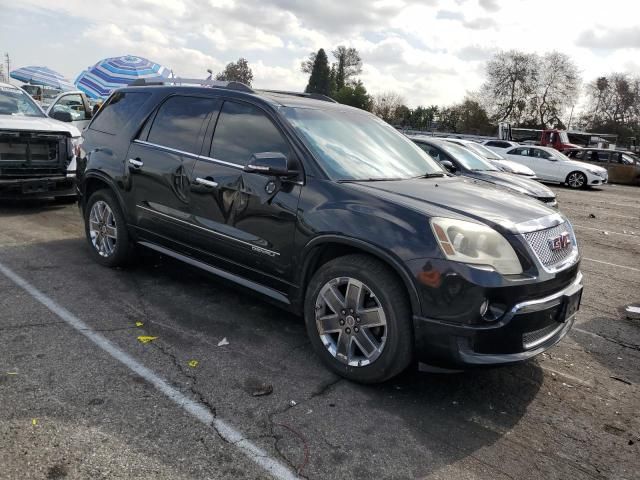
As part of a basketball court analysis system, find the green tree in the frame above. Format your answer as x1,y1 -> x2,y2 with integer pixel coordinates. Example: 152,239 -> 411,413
215,57 -> 254,86
305,48 -> 332,96
332,46 -> 362,90
333,81 -> 371,110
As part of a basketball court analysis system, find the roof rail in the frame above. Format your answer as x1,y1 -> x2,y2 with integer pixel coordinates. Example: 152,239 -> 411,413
129,77 -> 254,93
257,89 -> 338,103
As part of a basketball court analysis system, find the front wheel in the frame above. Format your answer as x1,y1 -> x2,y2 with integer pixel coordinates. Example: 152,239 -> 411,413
84,189 -> 133,267
566,171 -> 587,189
304,254 -> 413,383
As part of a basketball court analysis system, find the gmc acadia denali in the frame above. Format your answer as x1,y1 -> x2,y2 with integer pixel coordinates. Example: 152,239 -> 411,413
77,80 -> 582,383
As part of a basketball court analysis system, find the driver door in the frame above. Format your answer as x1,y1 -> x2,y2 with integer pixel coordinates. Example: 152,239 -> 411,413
188,99 -> 302,290
47,93 -> 92,130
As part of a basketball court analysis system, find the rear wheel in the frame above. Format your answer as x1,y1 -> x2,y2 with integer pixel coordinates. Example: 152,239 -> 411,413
566,171 -> 587,189
304,254 -> 413,383
84,189 -> 133,267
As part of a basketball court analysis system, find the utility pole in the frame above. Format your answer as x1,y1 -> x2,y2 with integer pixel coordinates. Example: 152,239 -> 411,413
4,53 -> 11,84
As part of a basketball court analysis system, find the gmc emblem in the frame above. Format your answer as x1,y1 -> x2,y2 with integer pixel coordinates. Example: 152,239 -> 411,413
548,232 -> 571,251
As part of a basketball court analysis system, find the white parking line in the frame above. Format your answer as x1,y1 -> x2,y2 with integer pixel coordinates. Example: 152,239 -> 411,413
583,257 -> 640,273
0,260 -> 298,480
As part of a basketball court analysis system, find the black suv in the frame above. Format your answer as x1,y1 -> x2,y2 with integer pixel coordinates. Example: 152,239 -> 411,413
77,80 -> 583,383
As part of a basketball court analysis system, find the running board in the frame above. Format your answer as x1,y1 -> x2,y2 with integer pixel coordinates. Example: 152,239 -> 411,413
138,241 -> 290,305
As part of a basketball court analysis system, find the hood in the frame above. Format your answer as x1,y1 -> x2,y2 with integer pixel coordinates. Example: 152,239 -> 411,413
0,115 -> 80,137
561,158 -> 607,173
472,171 -> 555,199
490,159 -> 535,176
349,176 -> 558,234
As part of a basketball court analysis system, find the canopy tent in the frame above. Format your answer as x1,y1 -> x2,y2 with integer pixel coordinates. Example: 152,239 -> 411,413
9,66 -> 75,91
75,55 -> 171,99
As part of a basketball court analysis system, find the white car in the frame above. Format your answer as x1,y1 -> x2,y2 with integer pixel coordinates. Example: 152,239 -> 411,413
0,81 -> 81,198
443,138 -> 537,178
503,145 -> 608,189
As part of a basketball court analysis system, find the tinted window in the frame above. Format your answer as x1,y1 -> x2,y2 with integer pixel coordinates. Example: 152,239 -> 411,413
212,101 -> 290,166
568,150 -> 583,159
416,143 -> 447,162
587,151 -> 609,163
90,91 -> 150,134
147,96 -> 217,154
532,149 -> 550,159
510,147 -> 529,156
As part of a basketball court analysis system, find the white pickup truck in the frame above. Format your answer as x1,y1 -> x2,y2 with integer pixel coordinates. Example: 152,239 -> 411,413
0,82 -> 82,199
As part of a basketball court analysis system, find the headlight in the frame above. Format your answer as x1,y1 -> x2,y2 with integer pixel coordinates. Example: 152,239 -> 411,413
586,168 -> 605,177
67,136 -> 83,159
430,217 -> 523,275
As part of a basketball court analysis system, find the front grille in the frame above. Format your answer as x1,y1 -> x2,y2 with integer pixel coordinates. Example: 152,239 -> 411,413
0,166 -> 64,178
523,322 -> 564,349
523,223 -> 577,270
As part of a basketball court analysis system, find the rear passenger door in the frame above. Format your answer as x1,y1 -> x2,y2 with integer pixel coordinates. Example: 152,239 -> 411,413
188,99 -> 302,289
126,95 -> 220,246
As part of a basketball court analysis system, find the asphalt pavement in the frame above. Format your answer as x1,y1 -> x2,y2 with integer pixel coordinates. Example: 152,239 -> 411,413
1,184 -> 639,480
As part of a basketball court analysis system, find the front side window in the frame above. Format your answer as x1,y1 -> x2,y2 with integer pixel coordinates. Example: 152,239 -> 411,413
51,94 -> 90,121
533,149 -> 551,159
0,87 -> 44,117
91,91 -> 150,135
212,101 -> 290,166
509,147 -> 529,156
147,96 -> 217,154
282,107 -> 442,180
621,154 -> 636,165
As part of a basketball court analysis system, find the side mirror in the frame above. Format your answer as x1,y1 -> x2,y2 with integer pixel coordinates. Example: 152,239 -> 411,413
50,110 -> 73,123
245,152 -> 294,176
440,160 -> 456,172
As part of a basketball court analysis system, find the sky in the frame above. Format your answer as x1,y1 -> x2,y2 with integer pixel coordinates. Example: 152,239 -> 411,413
1,0 -> 639,110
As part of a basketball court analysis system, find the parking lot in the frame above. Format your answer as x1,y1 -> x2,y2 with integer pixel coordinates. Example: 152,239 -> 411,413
0,184 -> 638,480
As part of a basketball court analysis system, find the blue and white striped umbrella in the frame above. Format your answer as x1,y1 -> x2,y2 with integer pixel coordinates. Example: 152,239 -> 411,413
75,55 -> 171,99
10,66 -> 75,91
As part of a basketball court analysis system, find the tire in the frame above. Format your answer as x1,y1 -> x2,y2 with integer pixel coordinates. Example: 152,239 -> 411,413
84,189 -> 133,267
304,254 -> 413,383
566,171 -> 587,189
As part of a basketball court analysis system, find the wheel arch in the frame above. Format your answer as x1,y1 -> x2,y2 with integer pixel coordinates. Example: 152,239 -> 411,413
298,235 -> 421,317
82,172 -> 128,221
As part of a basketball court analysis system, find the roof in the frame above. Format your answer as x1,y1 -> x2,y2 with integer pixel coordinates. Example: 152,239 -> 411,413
120,78 -> 354,111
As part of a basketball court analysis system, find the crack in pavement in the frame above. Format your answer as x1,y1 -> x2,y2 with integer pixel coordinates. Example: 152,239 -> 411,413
573,327 -> 640,353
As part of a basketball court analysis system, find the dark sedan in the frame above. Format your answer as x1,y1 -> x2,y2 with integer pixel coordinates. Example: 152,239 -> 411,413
409,136 -> 558,208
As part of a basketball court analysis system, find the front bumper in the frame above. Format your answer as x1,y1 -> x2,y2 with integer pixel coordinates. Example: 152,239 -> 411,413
413,271 -> 583,367
0,175 -> 76,199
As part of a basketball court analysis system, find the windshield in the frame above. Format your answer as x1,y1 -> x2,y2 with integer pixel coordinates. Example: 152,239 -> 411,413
0,87 -> 45,117
549,149 -> 572,161
282,107 -> 443,180
439,142 -> 499,171
464,142 -> 505,160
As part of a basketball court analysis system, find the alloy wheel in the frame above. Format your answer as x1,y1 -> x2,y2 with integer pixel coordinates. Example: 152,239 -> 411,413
89,200 -> 117,257
567,172 -> 585,188
315,277 -> 387,367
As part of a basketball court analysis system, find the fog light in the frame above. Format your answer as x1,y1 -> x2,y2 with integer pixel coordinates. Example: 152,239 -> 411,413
479,299 -> 489,317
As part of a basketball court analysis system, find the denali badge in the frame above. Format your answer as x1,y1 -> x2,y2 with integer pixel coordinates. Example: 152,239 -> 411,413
548,232 -> 571,251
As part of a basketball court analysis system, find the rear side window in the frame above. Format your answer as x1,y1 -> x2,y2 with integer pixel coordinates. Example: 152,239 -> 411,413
211,101 -> 290,166
146,96 -> 218,154
510,147 -> 529,156
90,92 -> 150,134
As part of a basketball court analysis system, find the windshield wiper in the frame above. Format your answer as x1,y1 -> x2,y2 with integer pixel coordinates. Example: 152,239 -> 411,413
413,172 -> 446,179
338,177 -> 404,183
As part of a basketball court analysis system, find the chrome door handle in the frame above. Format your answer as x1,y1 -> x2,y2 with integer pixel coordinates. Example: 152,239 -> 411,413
195,177 -> 219,188
128,158 -> 143,168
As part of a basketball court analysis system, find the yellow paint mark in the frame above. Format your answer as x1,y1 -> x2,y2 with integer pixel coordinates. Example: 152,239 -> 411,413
31,419 -> 37,426
188,360 -> 199,368
6,372 -> 18,375
137,336 -> 158,344
135,322 -> 144,327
